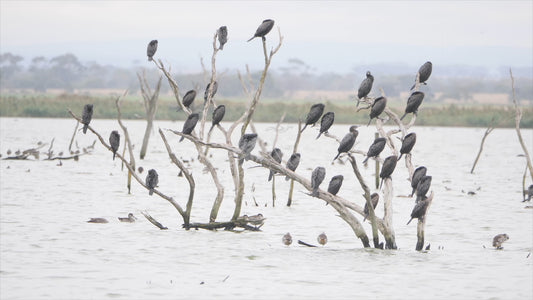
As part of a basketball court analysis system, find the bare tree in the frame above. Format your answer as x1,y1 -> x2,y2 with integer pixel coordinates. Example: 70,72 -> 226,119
137,71 -> 162,159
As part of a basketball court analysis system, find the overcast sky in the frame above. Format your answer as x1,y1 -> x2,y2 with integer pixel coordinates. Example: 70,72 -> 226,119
1,1 -> 532,73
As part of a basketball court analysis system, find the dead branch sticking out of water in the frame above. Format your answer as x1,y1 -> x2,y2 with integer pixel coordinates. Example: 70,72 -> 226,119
416,191 -> 434,251
137,71 -> 162,160
510,69 -> 533,181
287,120 -> 302,207
115,91 -> 136,193
141,211 -> 168,230
470,125 -> 495,174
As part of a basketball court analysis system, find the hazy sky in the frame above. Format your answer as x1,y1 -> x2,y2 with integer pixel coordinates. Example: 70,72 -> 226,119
1,1 -> 532,73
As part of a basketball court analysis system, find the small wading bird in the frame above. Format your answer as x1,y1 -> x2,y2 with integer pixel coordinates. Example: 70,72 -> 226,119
204,81 -> 218,102
316,112 -> 335,139
179,113 -> 199,142
282,232 -> 292,246
109,130 -> 120,161
301,103 -> 325,133
411,61 -> 432,90
362,137 -> 387,164
118,213 -> 137,223
182,90 -> 197,108
401,91 -> 425,120
317,232 -> 328,246
209,105 -> 226,133
285,153 -> 301,181
406,196 -> 429,225
333,126 -> 359,161
238,133 -> 258,165
87,218 -> 108,224
247,19 -> 275,42
217,26 -> 228,50
268,148 -> 283,181
363,193 -> 380,221
81,104 -> 93,134
410,166 -> 427,197
367,96 -> 387,126
398,132 -> 417,161
146,169 -> 159,196
327,175 -> 344,196
147,40 -> 158,61
416,175 -> 432,199
492,233 -> 509,250
311,167 -> 326,197
379,155 -> 398,188
358,71 -> 374,100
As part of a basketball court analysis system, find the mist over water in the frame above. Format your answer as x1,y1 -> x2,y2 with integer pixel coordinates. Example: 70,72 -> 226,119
1,118 -> 532,299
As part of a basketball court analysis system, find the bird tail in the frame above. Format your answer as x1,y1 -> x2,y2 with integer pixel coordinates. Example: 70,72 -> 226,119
247,36 -> 255,42
410,189 -> 415,198
179,135 -> 185,142
379,178 -> 384,189
316,132 -> 322,139
113,152 -> 116,160
268,171 -> 274,181
363,214 -> 368,222
285,176 -> 290,181
362,156 -> 369,164
406,218 -> 413,225
149,189 -> 154,196
333,152 -> 340,161
148,57 -> 153,61
400,113 -> 407,121
397,154 -> 403,161
367,118 -> 372,126
300,124 -> 308,133
83,124 -> 88,134
219,44 -> 224,50
410,83 -> 416,90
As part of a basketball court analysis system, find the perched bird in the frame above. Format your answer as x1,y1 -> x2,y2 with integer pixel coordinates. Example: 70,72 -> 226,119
367,96 -> 387,126
492,233 -> 509,250
182,90 -> 197,108
209,105 -> 226,132
204,81 -> 218,102
118,213 -> 137,223
411,61 -> 432,90
327,175 -> 344,196
410,166 -> 427,197
81,104 -> 93,134
245,213 -> 266,228
415,175 -> 432,199
363,193 -> 380,221
147,40 -> 158,61
333,126 -> 359,161
282,232 -> 292,246
406,197 -> 430,225
316,112 -> 335,139
146,169 -> 159,196
247,19 -> 275,42
285,153 -> 301,181
311,167 -> 326,197
217,26 -> 228,50
525,184 -> 533,202
179,113 -> 199,142
358,71 -> 374,99
268,148 -> 283,181
108,130 -> 120,160
301,103 -> 325,133
87,218 -> 108,224
238,133 -> 258,165
317,232 -> 328,246
362,137 -> 387,164
400,91 -> 425,120
398,132 -> 417,161
379,155 -> 398,188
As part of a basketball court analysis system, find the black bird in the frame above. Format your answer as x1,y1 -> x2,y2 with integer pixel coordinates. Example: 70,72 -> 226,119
379,155 -> 398,188
109,130 -> 120,160
81,104 -> 93,134
182,90 -> 197,108
410,166 -> 427,197
301,103 -> 325,132
204,81 -> 218,102
268,148 -> 283,181
411,61 -> 432,90
179,113 -> 199,142
311,167 -> 326,197
333,126 -> 359,161
398,132 -> 417,161
217,26 -> 228,50
416,175 -> 432,199
316,112 -> 335,139
147,40 -> 158,61
526,184 -> 533,202
407,197 -> 429,225
362,137 -> 387,164
209,105 -> 226,133
327,175 -> 344,196
358,71 -> 374,99
367,96 -> 387,126
285,153 -> 301,181
247,19 -> 275,42
146,169 -> 159,196
400,92 -> 425,120
238,133 -> 258,165
363,193 -> 380,221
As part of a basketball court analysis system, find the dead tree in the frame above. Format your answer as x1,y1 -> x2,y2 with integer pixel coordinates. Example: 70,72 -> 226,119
137,71 -> 162,159
510,69 -> 533,182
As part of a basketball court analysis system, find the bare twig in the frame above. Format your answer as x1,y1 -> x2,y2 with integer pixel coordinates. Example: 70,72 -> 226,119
115,90 -> 136,193
470,126 -> 495,174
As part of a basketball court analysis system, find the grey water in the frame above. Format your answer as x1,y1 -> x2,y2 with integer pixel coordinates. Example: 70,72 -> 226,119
1,117 -> 532,300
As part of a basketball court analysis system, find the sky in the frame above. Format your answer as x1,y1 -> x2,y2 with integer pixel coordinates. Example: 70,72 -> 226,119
1,1 -> 532,74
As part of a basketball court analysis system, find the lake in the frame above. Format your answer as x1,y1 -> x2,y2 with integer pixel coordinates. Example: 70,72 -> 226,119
1,117 -> 532,299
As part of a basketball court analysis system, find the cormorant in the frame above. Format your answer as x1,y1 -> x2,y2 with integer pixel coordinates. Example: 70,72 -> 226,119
147,40 -> 158,61
146,169 -> 159,196
398,132 -> 417,161
217,26 -> 228,50
311,166 -> 326,197
525,184 -> 533,201
87,218 -> 108,223
182,90 -> 197,108
210,105 -> 226,132
301,103 -> 325,132
416,175 -> 432,199
285,153 -> 301,181
400,91 -> 425,120
179,113 -> 199,142
379,155 -> 398,188
367,96 -> 387,126
204,81 -> 218,102
363,193 -> 380,221
327,175 -> 344,196
333,126 -> 358,161
81,104 -> 93,134
358,71 -> 374,99
118,213 -> 137,223
247,19 -> 275,42
238,133 -> 258,165
109,130 -> 120,160
268,148 -> 283,181
406,197 -> 429,225
411,61 -> 432,90
410,166 -> 427,197
317,112 -> 335,139
317,232 -> 328,246
492,233 -> 509,250
282,232 -> 292,246
362,137 -> 387,164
